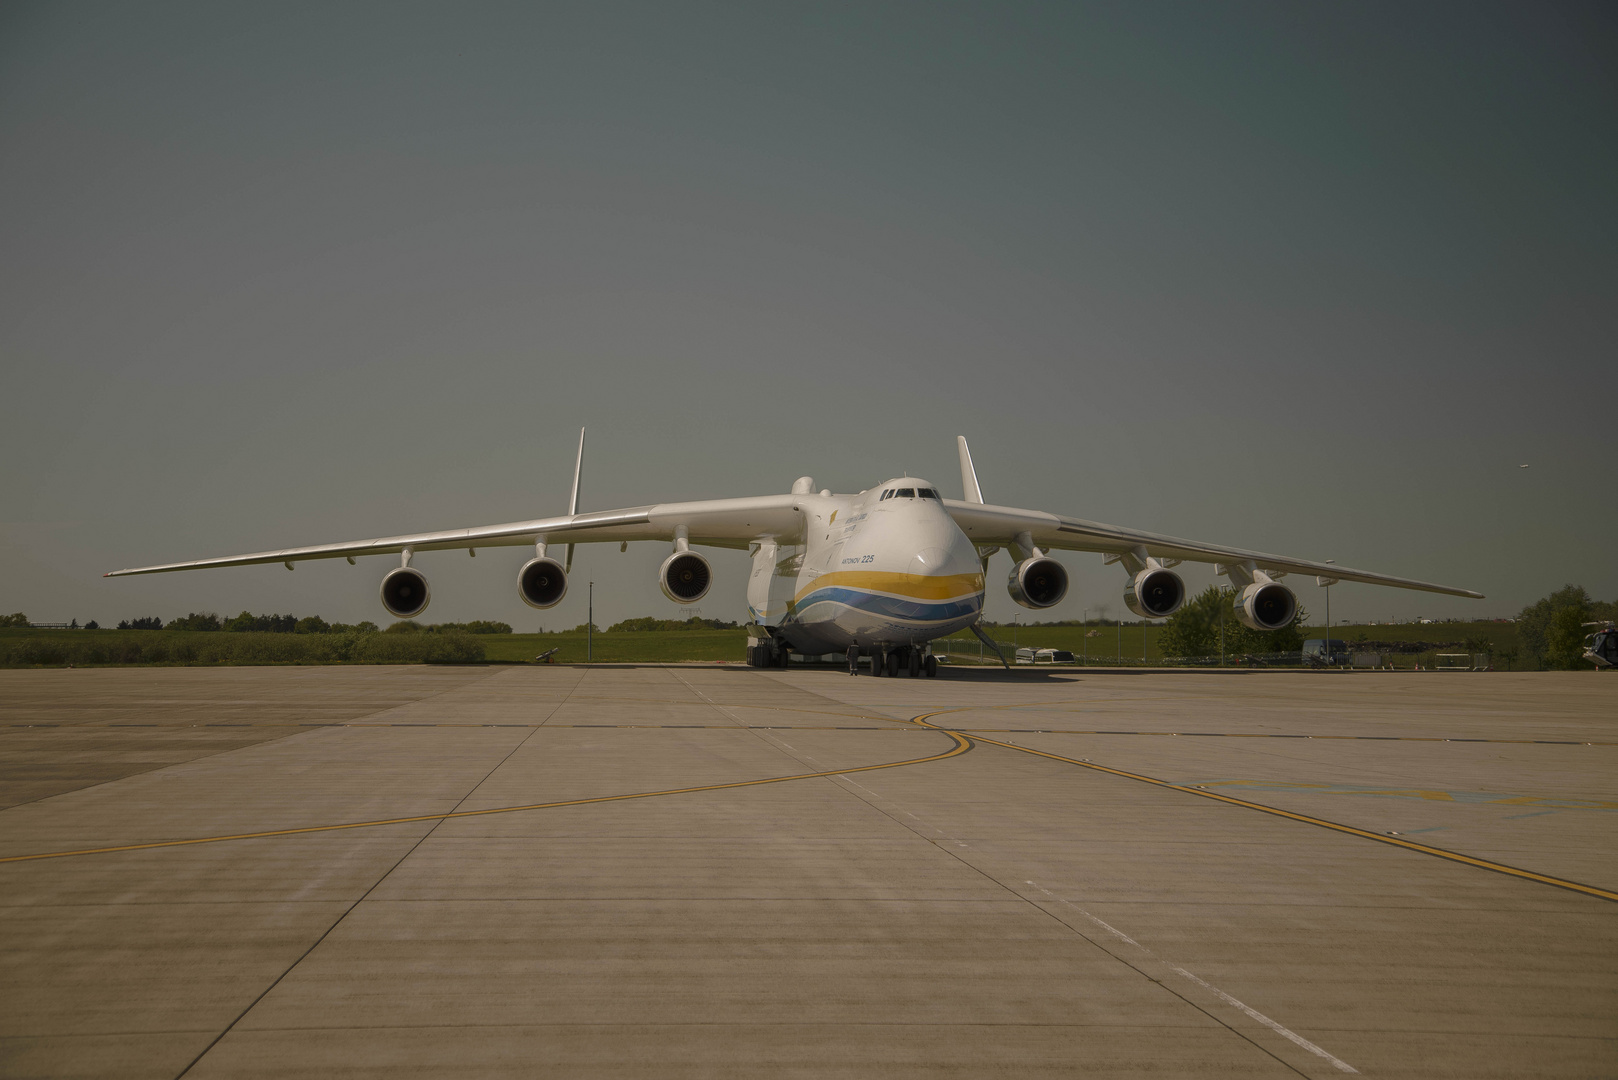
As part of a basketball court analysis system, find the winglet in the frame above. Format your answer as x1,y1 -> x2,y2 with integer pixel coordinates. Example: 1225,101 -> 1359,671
566,427 -> 585,573
957,436 -> 984,504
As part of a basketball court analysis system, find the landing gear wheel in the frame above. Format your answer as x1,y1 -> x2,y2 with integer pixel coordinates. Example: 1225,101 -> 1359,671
886,651 -> 900,677
908,649 -> 921,678
924,653 -> 938,678
873,648 -> 885,677
778,648 -> 790,668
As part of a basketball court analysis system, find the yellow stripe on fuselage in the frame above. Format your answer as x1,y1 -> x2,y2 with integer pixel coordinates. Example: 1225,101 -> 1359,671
794,570 -> 985,604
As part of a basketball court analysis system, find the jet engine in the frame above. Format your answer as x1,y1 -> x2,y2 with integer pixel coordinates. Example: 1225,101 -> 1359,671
1124,567 -> 1186,619
517,557 -> 568,609
1234,581 -> 1297,631
660,550 -> 713,603
1008,557 -> 1068,609
380,566 -> 431,619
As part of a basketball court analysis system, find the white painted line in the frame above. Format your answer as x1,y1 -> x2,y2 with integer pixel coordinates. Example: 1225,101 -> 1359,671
1026,881 -> 1143,948
1172,966 -> 1358,1073
1022,881 -> 1357,1074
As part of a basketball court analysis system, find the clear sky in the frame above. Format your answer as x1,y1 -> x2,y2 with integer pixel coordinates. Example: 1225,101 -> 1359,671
3,2 -> 1613,631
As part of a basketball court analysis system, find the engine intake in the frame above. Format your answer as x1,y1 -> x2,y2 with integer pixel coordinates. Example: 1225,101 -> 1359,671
660,551 -> 712,603
517,557 -> 568,609
1125,568 -> 1185,619
380,566 -> 431,619
1235,582 -> 1297,631
1008,557 -> 1068,609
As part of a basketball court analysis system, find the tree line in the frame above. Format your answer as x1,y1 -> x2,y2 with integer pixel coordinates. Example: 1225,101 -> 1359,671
1152,583 -> 1615,669
105,613 -> 515,634
606,616 -> 740,632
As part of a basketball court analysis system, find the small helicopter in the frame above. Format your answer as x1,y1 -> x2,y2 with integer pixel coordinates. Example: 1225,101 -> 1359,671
1582,621 -> 1618,669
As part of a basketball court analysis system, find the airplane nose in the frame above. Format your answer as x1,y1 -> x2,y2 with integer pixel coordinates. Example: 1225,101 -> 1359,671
907,547 -> 950,583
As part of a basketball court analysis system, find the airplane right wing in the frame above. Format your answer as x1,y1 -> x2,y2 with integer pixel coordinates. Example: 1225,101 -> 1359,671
941,500 -> 1482,598
945,436 -> 1480,598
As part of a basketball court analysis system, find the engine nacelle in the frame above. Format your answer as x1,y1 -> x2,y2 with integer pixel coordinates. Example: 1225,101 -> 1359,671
517,557 -> 568,609
1235,581 -> 1298,631
1008,557 -> 1068,609
660,550 -> 713,603
1124,568 -> 1186,619
380,566 -> 431,619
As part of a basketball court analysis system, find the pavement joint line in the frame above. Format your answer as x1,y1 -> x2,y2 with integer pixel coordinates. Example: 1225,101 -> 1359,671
831,713 -> 1320,1078
0,731 -> 973,865
174,667 -> 546,1078
1022,879 -> 1358,1074
906,712 -> 1618,904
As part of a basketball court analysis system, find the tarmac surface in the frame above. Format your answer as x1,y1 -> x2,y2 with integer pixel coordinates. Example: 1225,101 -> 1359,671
1,663 -> 1614,1079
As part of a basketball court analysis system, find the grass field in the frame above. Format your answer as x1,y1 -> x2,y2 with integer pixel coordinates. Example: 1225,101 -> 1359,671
0,622 -> 1535,668
483,630 -> 748,664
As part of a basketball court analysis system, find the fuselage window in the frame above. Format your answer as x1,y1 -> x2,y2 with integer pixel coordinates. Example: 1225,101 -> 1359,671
897,488 -> 915,498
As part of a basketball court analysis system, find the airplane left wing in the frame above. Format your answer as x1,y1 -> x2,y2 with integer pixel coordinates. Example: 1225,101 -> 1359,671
104,495 -> 808,577
944,500 -> 1483,598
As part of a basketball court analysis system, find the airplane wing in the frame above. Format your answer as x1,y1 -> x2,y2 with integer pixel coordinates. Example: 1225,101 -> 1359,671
104,495 -> 808,577
943,500 -> 1482,598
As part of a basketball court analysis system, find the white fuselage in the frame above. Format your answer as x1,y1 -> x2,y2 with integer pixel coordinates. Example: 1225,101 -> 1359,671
747,477 -> 986,655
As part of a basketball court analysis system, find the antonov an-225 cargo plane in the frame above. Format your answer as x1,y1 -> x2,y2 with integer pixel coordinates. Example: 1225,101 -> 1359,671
108,433 -> 1482,677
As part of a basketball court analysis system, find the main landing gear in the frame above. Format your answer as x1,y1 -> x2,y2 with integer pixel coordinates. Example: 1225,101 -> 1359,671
747,643 -> 790,668
864,645 -> 937,678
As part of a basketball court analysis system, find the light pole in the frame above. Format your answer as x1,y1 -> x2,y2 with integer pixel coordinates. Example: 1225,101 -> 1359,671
1082,608 -> 1088,666
587,581 -> 593,663
1322,560 -> 1335,666
1219,584 -> 1228,667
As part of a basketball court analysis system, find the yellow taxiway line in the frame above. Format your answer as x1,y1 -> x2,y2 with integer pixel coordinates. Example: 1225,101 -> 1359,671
907,713 -> 1618,904
0,723 -> 971,865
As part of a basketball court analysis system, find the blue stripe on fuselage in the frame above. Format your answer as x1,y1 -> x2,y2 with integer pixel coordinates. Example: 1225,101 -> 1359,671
795,586 -> 982,623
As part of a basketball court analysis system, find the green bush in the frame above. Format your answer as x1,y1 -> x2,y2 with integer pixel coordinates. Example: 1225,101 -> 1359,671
1516,585 -> 1616,669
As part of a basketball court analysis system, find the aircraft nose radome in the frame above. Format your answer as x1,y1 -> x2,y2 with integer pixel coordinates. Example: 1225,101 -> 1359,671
906,547 -> 950,583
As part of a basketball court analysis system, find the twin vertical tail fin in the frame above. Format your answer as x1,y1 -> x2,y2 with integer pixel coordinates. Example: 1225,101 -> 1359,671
958,436 -> 1003,640
957,436 -> 984,504
565,427 -> 585,573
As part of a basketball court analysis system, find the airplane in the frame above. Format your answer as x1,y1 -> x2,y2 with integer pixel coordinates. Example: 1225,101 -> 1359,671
106,431 -> 1483,678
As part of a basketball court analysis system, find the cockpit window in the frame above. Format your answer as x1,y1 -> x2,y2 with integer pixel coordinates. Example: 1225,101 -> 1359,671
918,488 -> 939,499
879,490 -> 891,500
896,488 -> 915,498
